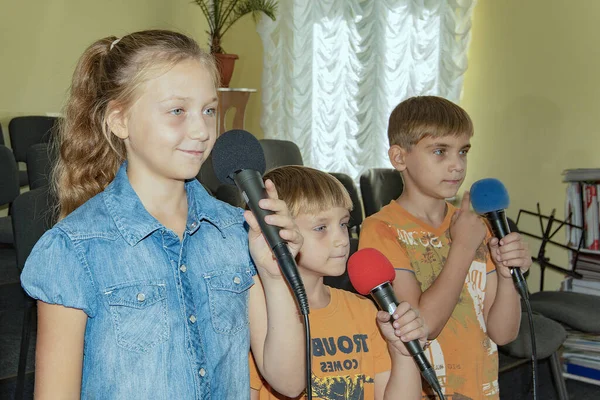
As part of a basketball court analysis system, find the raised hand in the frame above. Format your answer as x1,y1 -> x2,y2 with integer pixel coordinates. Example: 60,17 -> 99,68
244,179 -> 303,277
450,191 -> 487,252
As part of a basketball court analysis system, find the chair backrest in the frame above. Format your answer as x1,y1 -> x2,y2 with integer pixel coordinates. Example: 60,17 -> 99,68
26,143 -> 56,190
215,184 -> 244,208
196,153 -> 221,195
0,144 -> 20,205
197,138 -> 304,193
11,187 -> 56,271
259,139 -> 303,171
0,122 -> 5,146
329,172 -> 364,233
8,116 -> 58,162
359,168 -> 403,217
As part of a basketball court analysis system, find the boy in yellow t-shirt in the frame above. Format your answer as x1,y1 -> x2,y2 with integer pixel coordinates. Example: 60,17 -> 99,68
359,96 -> 532,399
250,166 -> 427,400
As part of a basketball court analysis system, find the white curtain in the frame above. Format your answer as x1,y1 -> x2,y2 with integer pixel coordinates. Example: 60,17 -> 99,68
257,0 -> 476,182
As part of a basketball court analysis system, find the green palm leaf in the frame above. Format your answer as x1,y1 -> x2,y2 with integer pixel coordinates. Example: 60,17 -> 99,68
193,0 -> 278,53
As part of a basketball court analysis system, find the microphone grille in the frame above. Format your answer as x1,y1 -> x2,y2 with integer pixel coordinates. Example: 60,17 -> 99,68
211,130 -> 266,185
470,178 -> 510,214
347,248 -> 396,295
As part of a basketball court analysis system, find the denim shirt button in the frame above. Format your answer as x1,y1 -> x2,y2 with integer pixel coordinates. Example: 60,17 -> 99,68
199,368 -> 206,377
189,315 -> 197,324
233,276 -> 241,284
190,221 -> 198,229
180,265 -> 187,273
136,293 -> 145,302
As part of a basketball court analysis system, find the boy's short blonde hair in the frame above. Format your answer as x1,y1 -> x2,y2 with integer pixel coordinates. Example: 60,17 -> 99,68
387,96 -> 473,150
263,166 -> 353,218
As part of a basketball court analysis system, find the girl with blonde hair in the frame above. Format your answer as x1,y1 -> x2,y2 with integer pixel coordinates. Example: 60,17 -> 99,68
21,30 -> 306,399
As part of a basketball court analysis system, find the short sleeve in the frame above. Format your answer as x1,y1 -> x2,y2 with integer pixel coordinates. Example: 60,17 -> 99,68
20,227 -> 98,317
243,218 -> 258,277
248,351 -> 264,391
359,217 -> 414,274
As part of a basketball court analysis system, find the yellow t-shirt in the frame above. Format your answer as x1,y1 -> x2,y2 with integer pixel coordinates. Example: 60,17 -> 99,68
359,201 -> 499,400
250,288 -> 392,399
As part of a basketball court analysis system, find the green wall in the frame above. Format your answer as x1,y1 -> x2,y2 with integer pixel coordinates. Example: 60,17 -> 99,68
462,0 -> 600,291
0,0 -> 265,144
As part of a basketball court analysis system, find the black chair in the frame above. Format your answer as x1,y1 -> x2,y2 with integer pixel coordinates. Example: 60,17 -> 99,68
259,139 -> 303,171
329,172 -> 364,236
0,121 -> 5,145
0,144 -> 20,244
8,116 -> 58,187
215,184 -> 244,208
499,311 -> 569,399
511,215 -> 600,334
529,291 -> 600,334
359,168 -> 403,217
196,153 -> 220,196
496,218 -> 574,399
206,138 -> 305,207
11,186 -> 56,399
26,143 -> 55,190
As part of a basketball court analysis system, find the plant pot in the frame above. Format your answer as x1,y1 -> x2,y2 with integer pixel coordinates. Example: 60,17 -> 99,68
213,53 -> 239,88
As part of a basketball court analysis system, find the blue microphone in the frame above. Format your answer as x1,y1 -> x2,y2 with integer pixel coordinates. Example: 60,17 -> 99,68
470,178 -> 529,299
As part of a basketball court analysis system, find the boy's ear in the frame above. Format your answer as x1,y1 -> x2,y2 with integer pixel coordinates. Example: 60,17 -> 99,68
388,145 -> 408,172
106,103 -> 128,140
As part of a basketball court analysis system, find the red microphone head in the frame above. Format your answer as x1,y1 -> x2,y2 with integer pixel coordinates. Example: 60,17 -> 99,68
347,248 -> 396,295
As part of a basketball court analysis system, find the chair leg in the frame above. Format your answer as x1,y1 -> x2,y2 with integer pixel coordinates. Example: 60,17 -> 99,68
15,298 -> 34,400
549,351 -> 569,400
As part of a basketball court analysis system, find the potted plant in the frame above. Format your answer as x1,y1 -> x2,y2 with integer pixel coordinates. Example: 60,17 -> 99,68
194,0 -> 278,87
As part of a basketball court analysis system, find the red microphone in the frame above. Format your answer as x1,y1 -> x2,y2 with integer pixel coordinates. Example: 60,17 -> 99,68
348,248 -> 444,398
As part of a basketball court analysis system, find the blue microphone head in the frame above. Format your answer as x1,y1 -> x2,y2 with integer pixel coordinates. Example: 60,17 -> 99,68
212,129 -> 266,185
470,178 -> 510,214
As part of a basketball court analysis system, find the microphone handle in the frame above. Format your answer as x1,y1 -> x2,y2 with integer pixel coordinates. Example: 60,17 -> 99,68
232,169 -> 309,315
370,283 -> 443,396
484,210 -> 529,300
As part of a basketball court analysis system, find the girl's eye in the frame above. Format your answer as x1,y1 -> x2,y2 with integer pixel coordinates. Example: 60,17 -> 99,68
433,149 -> 445,156
170,108 -> 184,116
314,225 -> 326,232
341,222 -> 349,229
204,107 -> 217,116
459,149 -> 469,155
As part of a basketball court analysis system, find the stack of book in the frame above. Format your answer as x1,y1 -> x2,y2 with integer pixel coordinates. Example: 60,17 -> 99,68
572,251 -> 600,290
562,251 -> 600,296
562,332 -> 600,385
562,169 -> 600,385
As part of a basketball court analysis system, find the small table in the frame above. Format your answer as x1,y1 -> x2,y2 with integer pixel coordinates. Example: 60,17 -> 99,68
217,88 -> 257,135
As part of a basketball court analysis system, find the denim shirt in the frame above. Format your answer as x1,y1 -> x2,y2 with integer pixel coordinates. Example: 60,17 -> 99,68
21,163 -> 256,399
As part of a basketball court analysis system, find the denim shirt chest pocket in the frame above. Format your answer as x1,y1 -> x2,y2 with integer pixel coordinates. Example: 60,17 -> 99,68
105,280 -> 169,353
204,269 -> 254,334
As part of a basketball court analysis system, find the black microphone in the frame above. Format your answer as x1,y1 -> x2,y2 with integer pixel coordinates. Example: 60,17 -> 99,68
211,129 -> 309,315
347,248 -> 445,399
470,178 -> 529,299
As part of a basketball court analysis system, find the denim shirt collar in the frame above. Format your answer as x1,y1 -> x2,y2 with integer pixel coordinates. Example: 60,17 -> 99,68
103,162 -> 230,246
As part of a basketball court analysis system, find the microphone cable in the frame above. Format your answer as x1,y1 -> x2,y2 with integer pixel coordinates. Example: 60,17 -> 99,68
513,271 -> 537,400
303,314 -> 312,400
470,178 -> 538,400
269,244 -> 312,398
262,242 -> 312,399
210,129 -> 313,398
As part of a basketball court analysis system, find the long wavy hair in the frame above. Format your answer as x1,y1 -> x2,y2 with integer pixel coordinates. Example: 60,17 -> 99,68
52,30 -> 218,220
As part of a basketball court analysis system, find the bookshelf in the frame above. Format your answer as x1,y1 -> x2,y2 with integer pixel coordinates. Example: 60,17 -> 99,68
560,168 -> 600,386
563,169 -> 600,290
